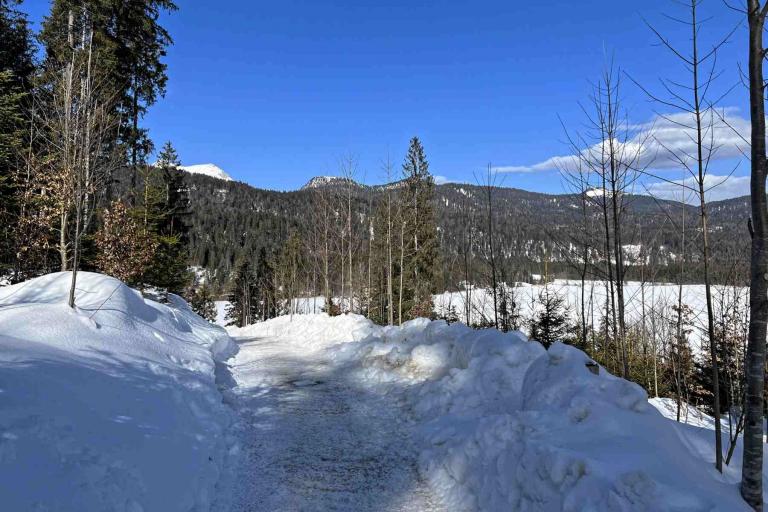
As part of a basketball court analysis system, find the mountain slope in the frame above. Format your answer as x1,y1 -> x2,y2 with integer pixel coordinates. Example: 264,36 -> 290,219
116,169 -> 750,290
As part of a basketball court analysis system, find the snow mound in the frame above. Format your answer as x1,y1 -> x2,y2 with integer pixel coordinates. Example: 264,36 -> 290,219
325,317 -> 749,511
229,313 -> 381,349
180,163 -> 232,181
0,272 -> 237,511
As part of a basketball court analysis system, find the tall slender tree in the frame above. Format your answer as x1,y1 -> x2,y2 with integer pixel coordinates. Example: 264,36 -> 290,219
401,136 -> 439,319
742,1 -> 768,508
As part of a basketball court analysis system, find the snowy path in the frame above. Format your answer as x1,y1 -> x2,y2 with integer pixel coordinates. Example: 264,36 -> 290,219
217,334 -> 444,512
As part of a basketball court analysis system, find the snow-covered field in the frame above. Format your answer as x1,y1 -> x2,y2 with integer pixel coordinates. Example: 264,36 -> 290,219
219,280 -> 746,349
433,280 -> 747,348
0,272 -> 237,511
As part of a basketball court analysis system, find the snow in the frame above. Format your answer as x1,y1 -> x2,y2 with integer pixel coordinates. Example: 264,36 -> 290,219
0,272 -> 237,512
220,314 -> 442,510
2,272 -> 757,511
433,279 -> 744,349
180,163 -> 233,181
227,313 -> 751,511
215,299 -> 230,326
649,397 -> 768,504
219,279 -> 742,350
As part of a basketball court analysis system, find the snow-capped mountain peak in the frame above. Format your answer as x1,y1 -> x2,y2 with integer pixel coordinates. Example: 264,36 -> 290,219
179,163 -> 232,181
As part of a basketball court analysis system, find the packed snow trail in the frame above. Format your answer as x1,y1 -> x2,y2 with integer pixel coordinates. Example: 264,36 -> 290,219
218,332 -> 445,512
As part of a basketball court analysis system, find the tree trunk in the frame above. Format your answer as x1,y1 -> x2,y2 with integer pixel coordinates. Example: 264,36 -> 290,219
398,220 -> 405,325
742,2 -> 768,509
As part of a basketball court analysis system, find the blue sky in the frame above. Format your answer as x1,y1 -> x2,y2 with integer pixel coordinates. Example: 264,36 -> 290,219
23,0 -> 749,197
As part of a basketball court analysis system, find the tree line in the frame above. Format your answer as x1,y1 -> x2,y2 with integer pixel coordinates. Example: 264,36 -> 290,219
0,0 -> 201,309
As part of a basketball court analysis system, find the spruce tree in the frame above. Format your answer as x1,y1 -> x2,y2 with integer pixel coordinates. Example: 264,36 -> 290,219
0,0 -> 34,274
254,246 -> 276,321
529,286 -> 571,348
39,0 -> 177,193
400,136 -> 439,320
148,141 -> 191,294
226,257 -> 257,327
189,283 -> 217,323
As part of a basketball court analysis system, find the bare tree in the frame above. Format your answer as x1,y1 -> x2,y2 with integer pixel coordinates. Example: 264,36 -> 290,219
568,63 -> 646,378
477,164 -> 500,329
42,9 -> 117,308
383,155 -> 396,325
636,0 -> 739,471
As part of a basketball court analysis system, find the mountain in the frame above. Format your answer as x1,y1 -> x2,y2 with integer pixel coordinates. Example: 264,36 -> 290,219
179,163 -> 232,181
301,176 -> 362,189
162,172 -> 749,291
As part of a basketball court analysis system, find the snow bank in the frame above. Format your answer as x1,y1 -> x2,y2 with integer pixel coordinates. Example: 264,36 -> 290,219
322,317 -> 750,511
0,272 -> 237,512
229,312 -> 382,349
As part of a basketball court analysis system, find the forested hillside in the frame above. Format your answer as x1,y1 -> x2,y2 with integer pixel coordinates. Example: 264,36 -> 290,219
135,169 -> 750,293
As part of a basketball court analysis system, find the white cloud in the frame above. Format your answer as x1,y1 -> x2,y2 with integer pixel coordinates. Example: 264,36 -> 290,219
496,108 -> 750,175
645,174 -> 750,203
433,175 -> 452,185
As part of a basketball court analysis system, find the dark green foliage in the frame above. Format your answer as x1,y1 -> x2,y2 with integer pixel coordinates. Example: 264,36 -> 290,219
226,258 -> 257,327
665,304 -> 697,410
188,283 -> 217,323
438,304 -> 459,324
133,143 -> 191,294
0,70 -> 25,272
124,168 -> 752,299
0,1 -> 35,84
694,299 -> 747,416
497,283 -> 521,332
0,1 -> 34,274
400,137 -> 440,318
38,0 -> 177,169
253,246 -> 276,321
225,248 -> 277,327
529,286 -> 571,348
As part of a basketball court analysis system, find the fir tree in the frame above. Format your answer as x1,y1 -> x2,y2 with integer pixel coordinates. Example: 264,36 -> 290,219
497,282 -> 521,333
253,246 -> 276,321
400,136 -> 440,320
39,0 -> 177,182
0,0 -> 35,274
148,142 -> 191,294
529,285 -> 571,348
226,257 -> 257,327
189,283 -> 217,323
134,142 -> 190,294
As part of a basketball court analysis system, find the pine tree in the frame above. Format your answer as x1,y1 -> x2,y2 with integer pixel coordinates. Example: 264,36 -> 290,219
189,283 -> 217,323
666,303 -> 696,422
400,136 -> 439,320
254,246 -> 276,321
39,0 -> 177,194
145,141 -> 191,294
0,0 -> 35,275
497,282 -> 521,332
529,285 -> 571,348
225,257 -> 257,327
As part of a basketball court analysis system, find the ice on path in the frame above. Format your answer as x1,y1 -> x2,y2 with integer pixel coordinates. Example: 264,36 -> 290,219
217,331 -> 445,512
